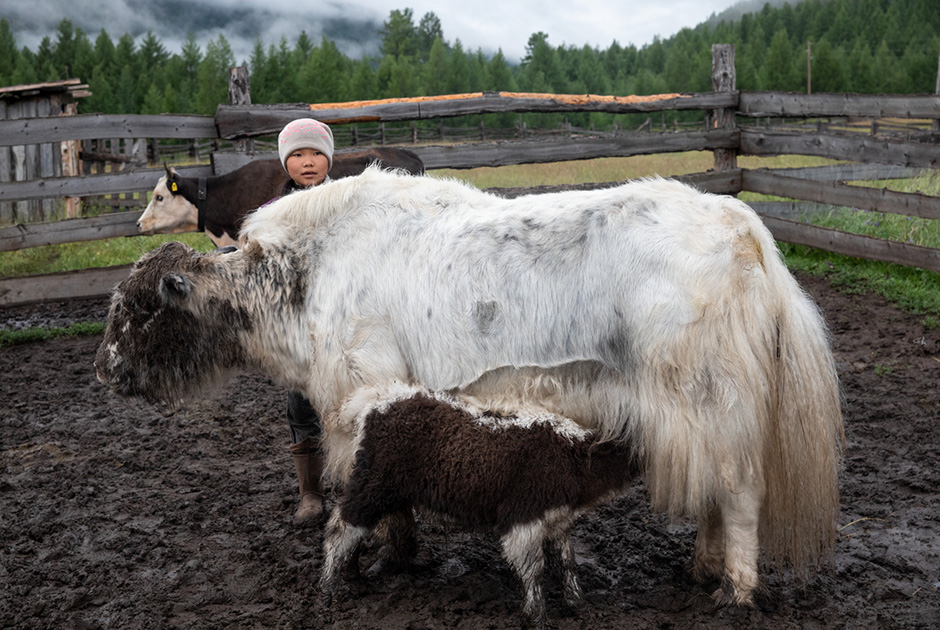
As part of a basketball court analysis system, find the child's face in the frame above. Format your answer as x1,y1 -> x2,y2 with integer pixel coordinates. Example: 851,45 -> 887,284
285,148 -> 330,187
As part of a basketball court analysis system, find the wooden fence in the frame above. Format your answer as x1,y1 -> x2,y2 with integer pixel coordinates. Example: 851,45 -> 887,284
1,44 -> 939,306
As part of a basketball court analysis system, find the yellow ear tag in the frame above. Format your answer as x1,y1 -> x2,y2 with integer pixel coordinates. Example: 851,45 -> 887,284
171,182 -> 178,192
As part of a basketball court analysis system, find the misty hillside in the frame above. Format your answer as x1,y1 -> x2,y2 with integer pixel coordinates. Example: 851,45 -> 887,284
2,0 -> 937,120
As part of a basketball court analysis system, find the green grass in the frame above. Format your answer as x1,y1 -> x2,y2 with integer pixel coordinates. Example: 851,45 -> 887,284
0,232 -> 216,279
434,151 -> 840,189
779,243 -> 940,327
740,168 -> 940,325
0,321 -> 106,348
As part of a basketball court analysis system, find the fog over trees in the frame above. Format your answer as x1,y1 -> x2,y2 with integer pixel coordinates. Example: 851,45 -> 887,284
1,0 -> 937,129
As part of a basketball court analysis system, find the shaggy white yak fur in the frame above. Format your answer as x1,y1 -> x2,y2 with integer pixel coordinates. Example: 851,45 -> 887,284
237,167 -> 843,605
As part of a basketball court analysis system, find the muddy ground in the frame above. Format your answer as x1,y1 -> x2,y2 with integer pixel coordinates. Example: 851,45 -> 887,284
1,272 -> 939,629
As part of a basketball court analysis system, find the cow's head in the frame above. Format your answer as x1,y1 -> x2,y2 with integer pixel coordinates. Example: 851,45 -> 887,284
95,241 -> 252,407
137,166 -> 198,235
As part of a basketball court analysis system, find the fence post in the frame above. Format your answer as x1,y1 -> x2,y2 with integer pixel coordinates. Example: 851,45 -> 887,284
228,66 -> 253,153
60,102 -> 82,218
933,46 -> 940,133
711,43 -> 738,173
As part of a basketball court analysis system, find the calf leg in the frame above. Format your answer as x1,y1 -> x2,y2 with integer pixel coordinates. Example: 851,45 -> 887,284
713,481 -> 763,606
320,509 -> 368,595
501,521 -> 548,629
551,527 -> 582,609
368,509 -> 418,576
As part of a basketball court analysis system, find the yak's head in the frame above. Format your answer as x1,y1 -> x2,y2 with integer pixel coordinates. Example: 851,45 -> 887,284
95,241 -> 252,407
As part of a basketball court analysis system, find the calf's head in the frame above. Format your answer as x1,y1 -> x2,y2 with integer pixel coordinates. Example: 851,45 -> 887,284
137,166 -> 198,235
95,241 -> 252,406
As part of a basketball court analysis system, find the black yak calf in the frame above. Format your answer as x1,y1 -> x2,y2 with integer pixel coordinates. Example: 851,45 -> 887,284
320,384 -> 638,628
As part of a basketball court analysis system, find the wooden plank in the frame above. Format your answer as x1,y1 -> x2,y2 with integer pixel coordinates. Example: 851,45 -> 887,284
0,264 -> 131,306
0,79 -> 83,96
768,163 -> 925,182
215,92 -> 738,138
678,169 -> 743,194
740,129 -> 940,169
739,92 -> 940,118
0,113 -> 218,147
750,201 -> 830,220
0,211 -> 143,252
0,164 -> 212,203
758,215 -> 940,273
211,151 -> 275,174
484,169 -> 743,199
742,169 -> 940,220
412,130 -> 738,169
212,131 -> 738,173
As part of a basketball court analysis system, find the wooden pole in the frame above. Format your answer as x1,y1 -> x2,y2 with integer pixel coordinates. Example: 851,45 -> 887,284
807,41 -> 812,95
228,66 -> 253,153
933,46 -> 940,133
60,102 -> 82,218
711,43 -> 738,173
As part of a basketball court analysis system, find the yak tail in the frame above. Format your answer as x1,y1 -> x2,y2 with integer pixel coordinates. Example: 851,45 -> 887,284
636,198 -> 844,577
759,256 -> 844,574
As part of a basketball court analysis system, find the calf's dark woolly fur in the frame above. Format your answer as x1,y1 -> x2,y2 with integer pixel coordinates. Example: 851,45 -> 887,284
321,393 -> 638,627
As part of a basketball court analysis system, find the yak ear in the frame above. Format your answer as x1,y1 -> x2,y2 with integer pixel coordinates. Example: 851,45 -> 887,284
160,272 -> 192,304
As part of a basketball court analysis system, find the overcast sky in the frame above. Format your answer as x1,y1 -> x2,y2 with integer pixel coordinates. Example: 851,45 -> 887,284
8,0 -> 742,64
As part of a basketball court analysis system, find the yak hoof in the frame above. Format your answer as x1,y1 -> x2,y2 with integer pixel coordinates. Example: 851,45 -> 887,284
711,578 -> 756,608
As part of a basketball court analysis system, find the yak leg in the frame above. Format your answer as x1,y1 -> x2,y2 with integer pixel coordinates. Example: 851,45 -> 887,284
320,509 -> 368,594
692,507 -> 725,583
713,481 -> 763,606
501,521 -> 548,629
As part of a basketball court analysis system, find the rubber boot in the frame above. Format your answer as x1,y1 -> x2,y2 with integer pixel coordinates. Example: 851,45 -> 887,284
290,436 -> 324,524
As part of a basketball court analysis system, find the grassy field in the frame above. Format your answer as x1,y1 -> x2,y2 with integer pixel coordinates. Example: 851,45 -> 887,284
2,151 -> 939,339
434,151 -> 840,188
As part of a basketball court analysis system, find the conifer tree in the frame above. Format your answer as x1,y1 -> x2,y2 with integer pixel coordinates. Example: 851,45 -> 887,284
0,19 -> 17,83
349,58 -> 377,100
416,12 -> 443,63
380,9 -> 417,59
194,35 -> 234,115
423,37 -> 449,96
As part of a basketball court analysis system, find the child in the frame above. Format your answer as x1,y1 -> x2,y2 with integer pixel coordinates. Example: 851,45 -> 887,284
277,117 -> 334,193
274,118 -> 335,524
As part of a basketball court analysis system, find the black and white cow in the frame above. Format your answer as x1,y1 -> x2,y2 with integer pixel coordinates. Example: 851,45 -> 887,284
137,149 -> 425,246
96,168 -> 844,607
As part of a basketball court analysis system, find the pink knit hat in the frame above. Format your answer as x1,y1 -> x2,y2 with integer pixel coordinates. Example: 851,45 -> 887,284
277,118 -> 334,171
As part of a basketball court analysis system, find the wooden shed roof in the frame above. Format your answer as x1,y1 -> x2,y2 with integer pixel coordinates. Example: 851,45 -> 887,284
0,78 -> 91,101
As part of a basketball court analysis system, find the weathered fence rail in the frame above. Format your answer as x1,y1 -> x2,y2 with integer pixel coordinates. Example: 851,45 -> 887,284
214,92 -> 738,138
2,44 -> 940,306
740,128 -> 940,168
742,170 -> 940,220
0,164 -> 211,204
0,113 -> 217,147
738,92 -> 940,118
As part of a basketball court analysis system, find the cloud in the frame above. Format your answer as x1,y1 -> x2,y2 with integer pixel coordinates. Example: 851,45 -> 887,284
5,0 -> 741,66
